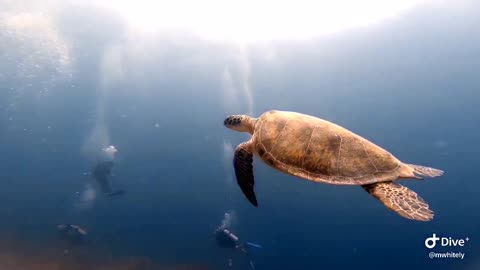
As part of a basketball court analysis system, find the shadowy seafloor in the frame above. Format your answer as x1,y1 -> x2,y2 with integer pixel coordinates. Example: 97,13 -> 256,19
0,238 -> 212,270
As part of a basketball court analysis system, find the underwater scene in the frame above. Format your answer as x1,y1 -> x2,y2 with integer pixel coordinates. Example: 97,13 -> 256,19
0,0 -> 479,269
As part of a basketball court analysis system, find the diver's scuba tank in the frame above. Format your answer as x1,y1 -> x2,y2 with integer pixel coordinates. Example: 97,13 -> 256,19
223,229 -> 240,242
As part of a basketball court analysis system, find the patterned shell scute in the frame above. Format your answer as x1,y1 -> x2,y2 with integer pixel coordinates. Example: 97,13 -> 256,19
255,111 -> 401,184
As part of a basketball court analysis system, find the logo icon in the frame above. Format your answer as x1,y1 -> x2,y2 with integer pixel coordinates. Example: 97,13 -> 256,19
425,233 -> 440,249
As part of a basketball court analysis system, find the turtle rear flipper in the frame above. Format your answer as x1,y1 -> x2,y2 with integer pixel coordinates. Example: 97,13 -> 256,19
362,182 -> 433,221
407,164 -> 444,179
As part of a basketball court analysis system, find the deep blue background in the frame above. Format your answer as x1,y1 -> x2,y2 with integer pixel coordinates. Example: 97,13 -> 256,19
0,1 -> 479,269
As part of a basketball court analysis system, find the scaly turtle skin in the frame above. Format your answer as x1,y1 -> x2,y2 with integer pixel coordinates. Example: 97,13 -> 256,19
224,110 -> 443,221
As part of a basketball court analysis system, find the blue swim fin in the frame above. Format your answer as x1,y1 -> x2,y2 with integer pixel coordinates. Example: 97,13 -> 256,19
246,242 -> 262,249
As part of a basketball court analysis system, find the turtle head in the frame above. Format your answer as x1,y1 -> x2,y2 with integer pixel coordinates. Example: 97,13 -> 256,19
224,115 -> 256,134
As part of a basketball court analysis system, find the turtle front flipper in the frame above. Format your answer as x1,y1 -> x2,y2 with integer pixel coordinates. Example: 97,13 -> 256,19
362,182 -> 433,221
234,141 -> 258,207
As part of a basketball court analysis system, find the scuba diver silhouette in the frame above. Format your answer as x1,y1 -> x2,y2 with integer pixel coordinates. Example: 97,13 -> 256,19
91,145 -> 125,197
92,160 -> 124,197
215,228 -> 248,253
214,213 -> 262,269
57,224 -> 88,255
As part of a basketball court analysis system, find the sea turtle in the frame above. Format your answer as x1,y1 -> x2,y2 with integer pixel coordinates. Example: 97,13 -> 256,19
224,110 -> 443,221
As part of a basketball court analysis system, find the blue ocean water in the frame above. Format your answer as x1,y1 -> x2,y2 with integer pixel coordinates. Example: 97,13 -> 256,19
0,1 -> 479,269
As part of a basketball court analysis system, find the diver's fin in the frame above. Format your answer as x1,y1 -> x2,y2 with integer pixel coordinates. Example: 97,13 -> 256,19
406,164 -> 444,179
245,242 -> 262,249
362,182 -> 434,221
234,141 -> 258,207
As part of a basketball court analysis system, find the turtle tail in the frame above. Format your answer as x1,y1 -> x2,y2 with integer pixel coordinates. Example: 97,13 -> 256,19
407,164 -> 444,179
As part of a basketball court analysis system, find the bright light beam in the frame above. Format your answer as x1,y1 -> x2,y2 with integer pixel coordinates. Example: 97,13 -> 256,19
87,0 -> 429,43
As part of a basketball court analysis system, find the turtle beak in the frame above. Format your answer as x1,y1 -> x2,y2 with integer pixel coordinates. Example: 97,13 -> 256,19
223,117 -> 231,127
